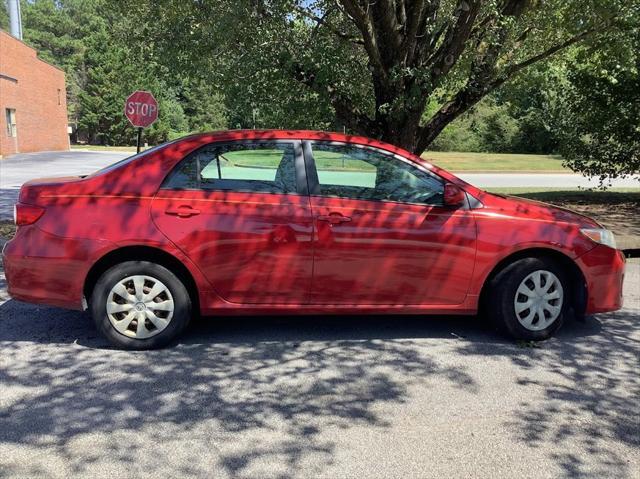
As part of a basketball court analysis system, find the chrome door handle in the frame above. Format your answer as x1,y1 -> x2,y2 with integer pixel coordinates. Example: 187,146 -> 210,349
165,206 -> 201,218
317,213 -> 351,225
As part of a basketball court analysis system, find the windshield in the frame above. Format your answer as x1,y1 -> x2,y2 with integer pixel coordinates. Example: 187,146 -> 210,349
87,140 -> 177,177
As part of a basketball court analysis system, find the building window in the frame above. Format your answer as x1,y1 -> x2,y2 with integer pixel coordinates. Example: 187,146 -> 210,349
5,109 -> 17,137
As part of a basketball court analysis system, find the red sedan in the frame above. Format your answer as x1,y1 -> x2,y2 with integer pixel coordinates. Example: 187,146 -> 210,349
3,130 -> 625,349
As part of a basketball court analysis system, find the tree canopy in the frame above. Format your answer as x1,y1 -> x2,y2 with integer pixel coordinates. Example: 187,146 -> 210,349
115,0 -> 637,154
6,0 -> 639,177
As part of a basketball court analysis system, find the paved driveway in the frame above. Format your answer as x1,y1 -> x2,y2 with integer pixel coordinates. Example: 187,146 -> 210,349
0,253 -> 638,477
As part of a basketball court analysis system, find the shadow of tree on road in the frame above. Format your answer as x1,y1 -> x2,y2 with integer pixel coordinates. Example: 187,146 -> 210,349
454,309 -> 639,479
0,298 -> 637,478
0,300 -> 483,477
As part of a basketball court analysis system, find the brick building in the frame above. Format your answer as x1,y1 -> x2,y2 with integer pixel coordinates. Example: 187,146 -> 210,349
0,29 -> 69,158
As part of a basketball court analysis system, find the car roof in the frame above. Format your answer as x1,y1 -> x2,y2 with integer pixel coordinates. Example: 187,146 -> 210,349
182,129 -> 416,159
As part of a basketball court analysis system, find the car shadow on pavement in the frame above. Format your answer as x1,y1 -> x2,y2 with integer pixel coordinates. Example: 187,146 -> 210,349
0,298 -> 636,478
0,298 -> 604,347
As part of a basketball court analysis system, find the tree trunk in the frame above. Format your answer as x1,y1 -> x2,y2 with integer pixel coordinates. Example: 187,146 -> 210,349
303,0 -> 608,156
378,115 -> 422,154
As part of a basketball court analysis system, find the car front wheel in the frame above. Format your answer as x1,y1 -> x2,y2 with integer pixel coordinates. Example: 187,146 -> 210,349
90,261 -> 192,350
488,257 -> 568,340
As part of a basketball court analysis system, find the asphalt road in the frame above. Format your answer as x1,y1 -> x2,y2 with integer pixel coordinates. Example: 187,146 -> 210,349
0,244 -> 638,477
1,150 -> 638,220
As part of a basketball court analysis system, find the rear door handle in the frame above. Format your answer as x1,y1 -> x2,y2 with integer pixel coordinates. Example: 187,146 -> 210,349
165,205 -> 201,218
317,213 -> 352,225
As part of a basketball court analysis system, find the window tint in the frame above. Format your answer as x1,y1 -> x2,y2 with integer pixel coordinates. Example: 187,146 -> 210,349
164,142 -> 298,194
311,144 -> 444,205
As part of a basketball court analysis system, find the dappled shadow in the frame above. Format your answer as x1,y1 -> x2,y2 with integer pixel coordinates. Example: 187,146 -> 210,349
455,307 -> 639,478
508,190 -> 640,244
0,298 -> 487,477
2,137 -> 638,477
2,295 -> 636,476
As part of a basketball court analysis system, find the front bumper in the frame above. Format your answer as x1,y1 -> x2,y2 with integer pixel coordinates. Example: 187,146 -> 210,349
576,244 -> 626,314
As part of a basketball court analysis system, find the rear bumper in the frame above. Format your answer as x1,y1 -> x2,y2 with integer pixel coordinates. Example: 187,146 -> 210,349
2,225 -> 111,310
576,244 -> 626,314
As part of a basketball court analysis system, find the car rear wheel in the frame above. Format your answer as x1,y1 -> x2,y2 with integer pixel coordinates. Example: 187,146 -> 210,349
488,257 -> 568,340
90,261 -> 191,350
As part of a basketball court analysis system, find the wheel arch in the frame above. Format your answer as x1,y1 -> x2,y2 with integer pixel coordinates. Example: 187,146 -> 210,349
478,247 -> 588,318
83,245 -> 200,313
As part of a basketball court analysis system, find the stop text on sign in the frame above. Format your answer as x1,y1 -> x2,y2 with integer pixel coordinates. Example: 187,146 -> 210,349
126,102 -> 157,117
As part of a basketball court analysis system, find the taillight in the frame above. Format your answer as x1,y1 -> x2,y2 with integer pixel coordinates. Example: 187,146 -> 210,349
14,203 -> 45,226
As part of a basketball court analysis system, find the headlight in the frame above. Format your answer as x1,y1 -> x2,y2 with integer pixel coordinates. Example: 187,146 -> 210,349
580,228 -> 617,249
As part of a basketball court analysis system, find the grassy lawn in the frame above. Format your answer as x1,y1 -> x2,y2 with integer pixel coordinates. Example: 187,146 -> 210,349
422,151 -> 568,172
71,145 -> 139,152
225,149 -> 377,171
71,145 -> 568,173
485,187 -> 640,196
224,149 -> 571,174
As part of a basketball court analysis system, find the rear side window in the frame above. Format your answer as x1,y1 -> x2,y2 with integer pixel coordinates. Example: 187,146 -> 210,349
311,143 -> 444,205
163,142 -> 298,194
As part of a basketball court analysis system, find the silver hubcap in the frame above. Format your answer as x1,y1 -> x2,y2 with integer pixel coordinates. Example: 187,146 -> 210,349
106,275 -> 174,339
514,270 -> 563,331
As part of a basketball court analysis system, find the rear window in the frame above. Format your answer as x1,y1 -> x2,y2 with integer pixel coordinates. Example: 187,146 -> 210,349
88,140 -> 177,177
162,141 -> 299,194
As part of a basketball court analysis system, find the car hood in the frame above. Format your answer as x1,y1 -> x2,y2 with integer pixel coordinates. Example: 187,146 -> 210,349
479,192 -> 601,228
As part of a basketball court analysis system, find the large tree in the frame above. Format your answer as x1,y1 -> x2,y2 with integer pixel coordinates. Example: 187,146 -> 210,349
552,30 -> 640,179
115,0 -> 633,154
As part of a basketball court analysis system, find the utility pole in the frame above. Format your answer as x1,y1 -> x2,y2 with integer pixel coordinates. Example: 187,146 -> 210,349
7,0 -> 23,40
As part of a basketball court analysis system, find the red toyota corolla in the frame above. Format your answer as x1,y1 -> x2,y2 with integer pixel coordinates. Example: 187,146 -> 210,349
3,130 -> 625,349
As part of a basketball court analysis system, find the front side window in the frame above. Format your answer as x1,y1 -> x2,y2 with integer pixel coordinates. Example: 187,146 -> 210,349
164,142 -> 298,194
311,143 -> 444,205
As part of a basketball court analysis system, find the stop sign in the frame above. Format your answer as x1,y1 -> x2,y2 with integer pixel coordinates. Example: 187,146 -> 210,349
124,91 -> 159,128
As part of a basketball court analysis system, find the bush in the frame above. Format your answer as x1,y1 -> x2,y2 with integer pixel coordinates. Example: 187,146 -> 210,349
430,98 -> 520,153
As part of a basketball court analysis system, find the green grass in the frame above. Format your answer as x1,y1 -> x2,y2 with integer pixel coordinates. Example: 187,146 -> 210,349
484,187 -> 640,197
225,149 -> 376,171
71,145 -> 568,173
225,149 -> 570,173
422,151 -> 568,172
71,145 -> 138,152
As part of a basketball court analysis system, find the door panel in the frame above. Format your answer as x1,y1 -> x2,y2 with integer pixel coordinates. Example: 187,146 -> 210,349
151,140 -> 313,304
310,197 -> 476,305
152,190 -> 313,304
306,142 -> 477,306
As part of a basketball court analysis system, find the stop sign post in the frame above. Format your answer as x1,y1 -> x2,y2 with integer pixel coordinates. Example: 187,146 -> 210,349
124,91 -> 159,153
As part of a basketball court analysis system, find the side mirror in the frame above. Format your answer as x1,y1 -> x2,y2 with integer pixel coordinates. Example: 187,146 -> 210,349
443,183 -> 466,207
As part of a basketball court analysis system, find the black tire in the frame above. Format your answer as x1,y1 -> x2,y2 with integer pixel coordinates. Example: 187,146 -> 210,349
487,257 -> 568,341
90,261 -> 192,350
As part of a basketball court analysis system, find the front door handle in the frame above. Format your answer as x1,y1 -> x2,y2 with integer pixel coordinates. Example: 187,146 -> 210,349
317,212 -> 352,225
165,205 -> 201,218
